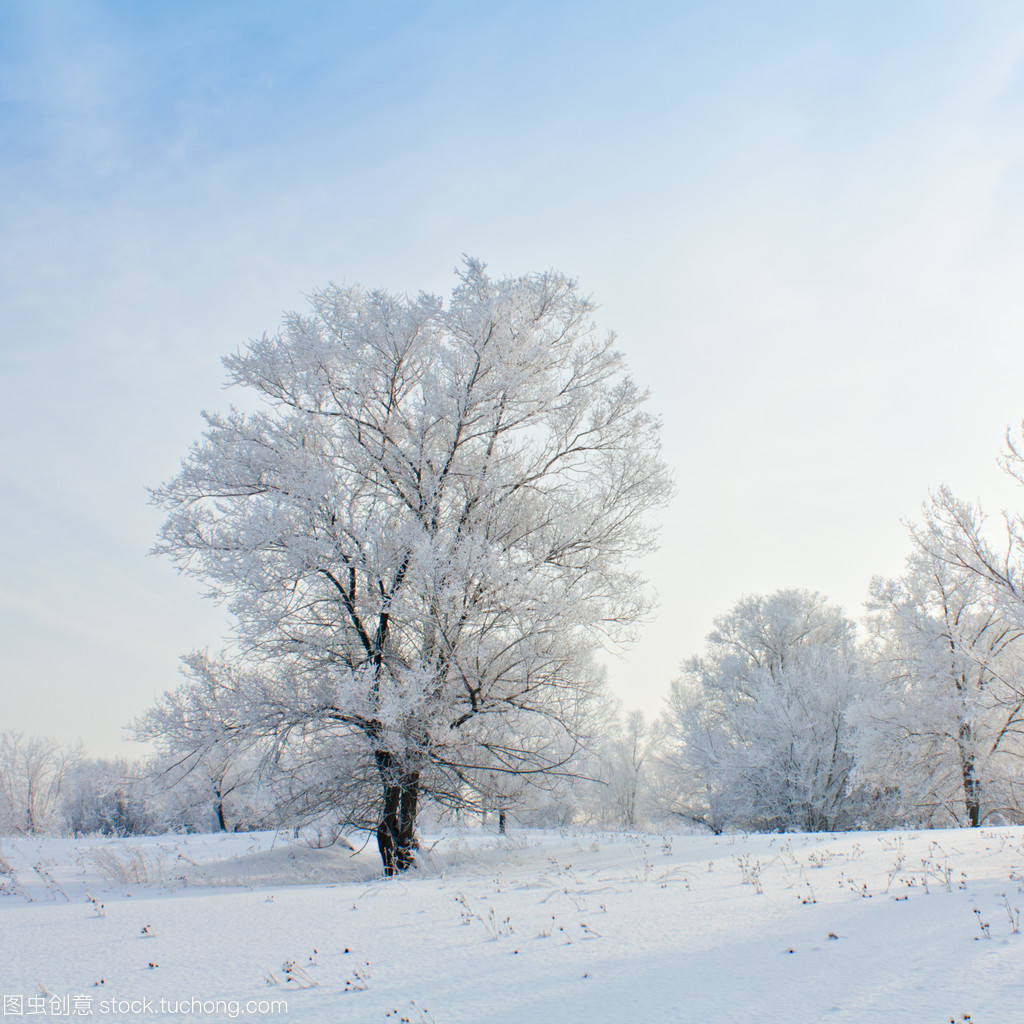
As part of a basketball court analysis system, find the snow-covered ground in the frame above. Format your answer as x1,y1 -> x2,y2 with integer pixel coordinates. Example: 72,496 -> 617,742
2,826 -> 1022,1023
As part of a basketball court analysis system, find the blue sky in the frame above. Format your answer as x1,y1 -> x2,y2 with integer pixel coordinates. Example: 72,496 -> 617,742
4,1 -> 1024,754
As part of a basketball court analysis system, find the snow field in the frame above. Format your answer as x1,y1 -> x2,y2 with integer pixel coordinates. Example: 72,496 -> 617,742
2,827 -> 1023,1023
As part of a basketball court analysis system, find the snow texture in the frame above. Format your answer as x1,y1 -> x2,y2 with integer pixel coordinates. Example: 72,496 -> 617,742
1,826 -> 1021,1022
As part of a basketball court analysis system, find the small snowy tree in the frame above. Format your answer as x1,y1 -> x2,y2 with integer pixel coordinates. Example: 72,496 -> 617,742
0,733 -> 82,835
603,709 -> 659,829
136,653 -> 282,833
663,591 -> 871,833
576,707 -> 663,829
149,259 -> 669,872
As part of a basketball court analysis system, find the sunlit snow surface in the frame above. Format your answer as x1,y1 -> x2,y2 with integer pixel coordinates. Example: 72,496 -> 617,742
3,827 -> 1022,1023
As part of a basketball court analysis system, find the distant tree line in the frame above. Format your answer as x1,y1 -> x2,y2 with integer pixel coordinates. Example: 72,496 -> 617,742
11,474 -> 1024,841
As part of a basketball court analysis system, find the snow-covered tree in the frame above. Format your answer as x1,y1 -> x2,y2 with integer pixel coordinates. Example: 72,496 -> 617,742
0,732 -> 82,835
62,758 -> 153,836
149,259 -> 670,872
570,707 -> 664,829
136,653 -> 282,833
911,420 -> 1024,625
601,708 -> 660,829
663,591 -> 871,833
912,485 -> 1024,611
865,531 -> 1024,826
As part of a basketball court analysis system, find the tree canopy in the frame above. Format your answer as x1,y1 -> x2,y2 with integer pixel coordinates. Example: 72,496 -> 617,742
148,259 -> 670,871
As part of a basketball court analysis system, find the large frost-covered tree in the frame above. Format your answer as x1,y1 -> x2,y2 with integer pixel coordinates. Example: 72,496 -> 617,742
149,259 -> 669,873
663,591 -> 871,833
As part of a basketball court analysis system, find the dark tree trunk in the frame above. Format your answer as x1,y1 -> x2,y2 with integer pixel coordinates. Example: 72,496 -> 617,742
214,788 -> 227,832
962,754 -> 981,827
374,750 -> 420,875
498,809 -> 507,835
958,721 -> 981,827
